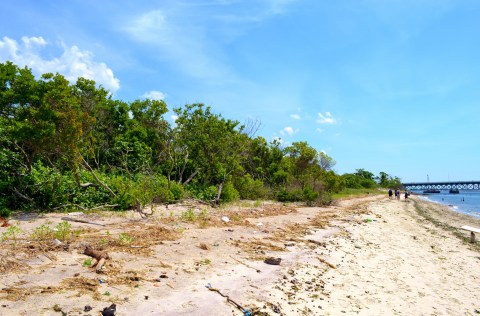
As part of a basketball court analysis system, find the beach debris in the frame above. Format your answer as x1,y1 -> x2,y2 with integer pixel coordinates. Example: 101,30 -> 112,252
199,243 -> 211,250
101,303 -> 116,316
84,305 -> 93,312
264,257 -> 282,265
83,245 -> 110,273
363,218 -> 374,223
0,217 -> 10,227
221,216 -> 230,223
206,283 -> 253,316
307,239 -> 326,247
61,216 -> 106,227
229,255 -> 261,272
317,256 -> 336,269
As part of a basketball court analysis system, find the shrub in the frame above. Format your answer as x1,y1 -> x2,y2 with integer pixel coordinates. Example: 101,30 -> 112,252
234,174 -> 267,200
169,182 -> 185,201
220,182 -> 239,202
0,205 -> 11,218
302,187 -> 319,206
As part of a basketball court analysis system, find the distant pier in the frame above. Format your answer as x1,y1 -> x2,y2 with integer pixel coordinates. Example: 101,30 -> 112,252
402,181 -> 480,191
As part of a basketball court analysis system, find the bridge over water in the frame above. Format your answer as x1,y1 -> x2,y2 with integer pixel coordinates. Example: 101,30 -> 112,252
402,181 -> 480,191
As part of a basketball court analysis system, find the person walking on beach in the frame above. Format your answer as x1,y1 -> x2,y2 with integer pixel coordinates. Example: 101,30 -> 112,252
396,189 -> 400,200
388,189 -> 393,199
404,190 -> 409,201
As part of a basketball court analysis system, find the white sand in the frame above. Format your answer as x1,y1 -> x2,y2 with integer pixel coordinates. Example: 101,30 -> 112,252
1,195 -> 479,315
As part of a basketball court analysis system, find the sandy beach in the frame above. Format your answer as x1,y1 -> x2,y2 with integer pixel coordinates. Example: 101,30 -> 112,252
1,194 -> 479,315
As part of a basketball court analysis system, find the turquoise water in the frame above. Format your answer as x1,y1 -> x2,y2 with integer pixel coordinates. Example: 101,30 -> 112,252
415,190 -> 480,218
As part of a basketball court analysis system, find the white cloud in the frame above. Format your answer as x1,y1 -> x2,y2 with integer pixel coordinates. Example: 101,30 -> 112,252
280,126 -> 297,136
142,90 -> 166,100
0,36 -> 120,92
124,10 -> 233,82
290,114 -> 301,120
171,115 -> 178,121
317,112 -> 337,124
316,128 -> 324,133
267,0 -> 298,14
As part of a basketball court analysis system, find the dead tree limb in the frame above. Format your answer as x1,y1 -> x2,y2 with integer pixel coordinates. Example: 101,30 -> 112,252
61,217 -> 106,227
81,158 -> 117,197
84,246 -> 110,272
12,188 -> 34,202
182,169 -> 199,186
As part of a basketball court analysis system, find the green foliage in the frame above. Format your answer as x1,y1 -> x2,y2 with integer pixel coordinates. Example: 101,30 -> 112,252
234,174 -> 267,200
83,258 -> 93,267
118,232 -> 134,245
168,182 -> 185,200
277,188 -> 303,202
1,225 -> 23,243
54,221 -> 72,241
110,174 -> 173,209
181,209 -> 196,222
0,62 -> 403,210
302,187 -> 319,206
31,224 -> 54,241
0,205 -> 11,218
220,182 -> 240,202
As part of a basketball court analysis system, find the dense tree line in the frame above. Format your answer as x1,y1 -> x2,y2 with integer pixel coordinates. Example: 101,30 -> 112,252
0,62 -> 402,216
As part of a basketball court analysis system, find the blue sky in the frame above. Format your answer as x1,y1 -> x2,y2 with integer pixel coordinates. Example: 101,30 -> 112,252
1,0 -> 479,182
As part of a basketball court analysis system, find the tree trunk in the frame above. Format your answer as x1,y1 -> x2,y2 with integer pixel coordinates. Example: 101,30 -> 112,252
213,181 -> 225,205
182,169 -> 199,186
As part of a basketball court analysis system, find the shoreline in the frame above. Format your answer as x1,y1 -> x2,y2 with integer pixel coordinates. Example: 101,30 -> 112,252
1,195 -> 479,315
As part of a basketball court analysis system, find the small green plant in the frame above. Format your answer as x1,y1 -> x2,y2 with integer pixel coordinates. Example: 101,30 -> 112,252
230,213 -> 242,222
118,232 -> 134,246
54,221 -> 72,242
253,200 -> 262,207
31,224 -> 54,241
83,258 -> 93,267
200,259 -> 211,265
99,238 -> 108,249
198,209 -> 208,220
1,225 -> 23,244
181,209 -> 196,222
103,291 -> 111,296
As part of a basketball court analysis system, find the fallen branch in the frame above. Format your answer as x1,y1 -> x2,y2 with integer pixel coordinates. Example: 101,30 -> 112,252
81,158 -> 117,197
12,188 -> 34,202
83,245 -> 110,272
317,256 -> 336,269
61,217 -> 106,227
229,255 -> 261,273
53,204 -> 87,211
206,284 -> 251,315
89,204 -> 119,210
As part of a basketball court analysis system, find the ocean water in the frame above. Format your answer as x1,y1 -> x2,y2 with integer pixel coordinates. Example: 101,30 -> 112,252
415,190 -> 480,218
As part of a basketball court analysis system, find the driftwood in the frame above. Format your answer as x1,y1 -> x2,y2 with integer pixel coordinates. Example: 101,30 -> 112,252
317,256 -> 336,269
84,246 -> 110,272
61,217 -> 106,227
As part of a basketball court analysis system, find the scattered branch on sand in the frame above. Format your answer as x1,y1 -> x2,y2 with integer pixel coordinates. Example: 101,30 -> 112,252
61,216 -> 106,227
317,256 -> 336,269
83,245 -> 110,272
229,255 -> 261,273
307,239 -> 326,247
